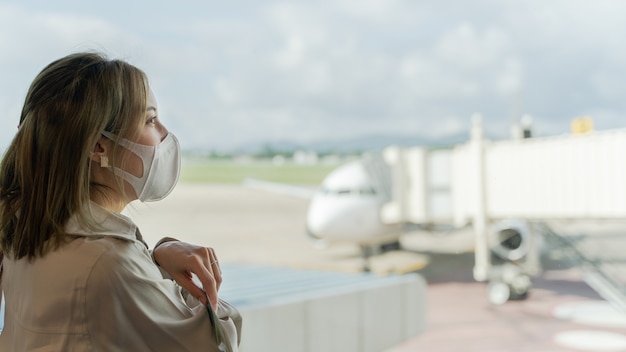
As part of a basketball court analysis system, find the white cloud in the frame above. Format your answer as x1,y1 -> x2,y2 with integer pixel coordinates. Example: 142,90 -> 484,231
2,1 -> 626,152
494,58 -> 524,96
589,69 -> 626,102
435,24 -> 513,70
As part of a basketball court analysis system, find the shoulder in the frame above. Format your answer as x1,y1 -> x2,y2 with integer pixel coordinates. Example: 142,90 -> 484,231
86,236 -> 161,286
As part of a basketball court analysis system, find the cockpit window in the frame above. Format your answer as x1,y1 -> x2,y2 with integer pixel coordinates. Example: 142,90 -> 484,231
320,187 -> 377,196
359,187 -> 376,195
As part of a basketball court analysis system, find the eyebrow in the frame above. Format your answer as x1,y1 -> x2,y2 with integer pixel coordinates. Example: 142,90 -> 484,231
146,106 -> 157,112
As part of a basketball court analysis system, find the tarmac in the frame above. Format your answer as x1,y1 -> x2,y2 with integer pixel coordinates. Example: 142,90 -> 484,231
127,184 -> 626,352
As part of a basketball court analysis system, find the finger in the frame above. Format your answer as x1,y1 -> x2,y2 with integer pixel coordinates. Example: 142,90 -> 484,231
208,248 -> 222,291
191,253 -> 219,311
198,247 -> 221,291
195,265 -> 219,311
173,272 -> 209,306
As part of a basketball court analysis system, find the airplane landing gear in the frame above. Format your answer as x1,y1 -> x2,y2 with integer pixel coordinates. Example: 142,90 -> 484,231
380,240 -> 402,252
360,245 -> 376,272
359,240 -> 403,272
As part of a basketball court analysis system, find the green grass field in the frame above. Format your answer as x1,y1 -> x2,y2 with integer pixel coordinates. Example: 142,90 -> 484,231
180,159 -> 338,185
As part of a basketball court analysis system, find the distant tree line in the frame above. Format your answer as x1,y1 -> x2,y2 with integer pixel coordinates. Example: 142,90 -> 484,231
184,144 -> 364,160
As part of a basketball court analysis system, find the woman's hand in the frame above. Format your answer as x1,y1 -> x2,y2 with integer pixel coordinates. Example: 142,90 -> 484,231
153,241 -> 222,311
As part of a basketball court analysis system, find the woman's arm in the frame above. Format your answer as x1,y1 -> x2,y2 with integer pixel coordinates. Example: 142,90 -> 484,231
86,240 -> 241,351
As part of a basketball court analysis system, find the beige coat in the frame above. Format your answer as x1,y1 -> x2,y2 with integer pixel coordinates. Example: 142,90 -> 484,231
0,204 -> 242,351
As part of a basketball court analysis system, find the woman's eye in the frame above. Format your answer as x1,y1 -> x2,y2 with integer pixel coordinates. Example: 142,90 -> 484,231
147,116 -> 157,125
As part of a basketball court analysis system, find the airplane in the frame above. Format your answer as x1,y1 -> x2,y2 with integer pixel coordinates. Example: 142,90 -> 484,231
247,114 -> 626,306
305,155 -> 403,252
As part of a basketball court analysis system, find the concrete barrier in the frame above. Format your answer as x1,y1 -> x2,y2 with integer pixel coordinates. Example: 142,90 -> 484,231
220,264 -> 427,352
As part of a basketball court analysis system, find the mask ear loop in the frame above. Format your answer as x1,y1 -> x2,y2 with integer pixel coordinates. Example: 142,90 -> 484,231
100,130 -> 159,202
100,155 -> 109,168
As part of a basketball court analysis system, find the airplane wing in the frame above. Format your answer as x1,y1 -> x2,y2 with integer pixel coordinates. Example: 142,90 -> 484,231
242,178 -> 316,199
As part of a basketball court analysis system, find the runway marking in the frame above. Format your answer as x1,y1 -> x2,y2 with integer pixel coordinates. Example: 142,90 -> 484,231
553,301 -> 626,328
554,330 -> 626,351
553,301 -> 626,351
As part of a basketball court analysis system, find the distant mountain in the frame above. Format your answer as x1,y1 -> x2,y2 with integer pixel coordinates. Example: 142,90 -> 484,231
231,133 -> 468,154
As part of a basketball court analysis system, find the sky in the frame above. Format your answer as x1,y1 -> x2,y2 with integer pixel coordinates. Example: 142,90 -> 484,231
1,0 -> 626,151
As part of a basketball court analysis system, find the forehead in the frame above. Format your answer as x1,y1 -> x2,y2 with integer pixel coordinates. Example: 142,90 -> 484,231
146,89 -> 158,111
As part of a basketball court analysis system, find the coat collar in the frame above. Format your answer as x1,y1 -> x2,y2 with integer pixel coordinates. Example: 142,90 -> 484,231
64,202 -> 139,242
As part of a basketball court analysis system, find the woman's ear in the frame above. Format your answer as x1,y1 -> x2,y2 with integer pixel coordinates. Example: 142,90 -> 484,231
91,137 -> 110,168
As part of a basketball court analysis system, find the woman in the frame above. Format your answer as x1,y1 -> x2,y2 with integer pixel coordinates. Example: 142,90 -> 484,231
0,52 -> 241,351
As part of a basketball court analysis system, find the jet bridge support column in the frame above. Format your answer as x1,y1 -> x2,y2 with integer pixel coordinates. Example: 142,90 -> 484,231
470,114 -> 490,282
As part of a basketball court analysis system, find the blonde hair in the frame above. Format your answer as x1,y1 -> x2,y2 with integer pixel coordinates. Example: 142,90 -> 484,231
0,52 -> 148,259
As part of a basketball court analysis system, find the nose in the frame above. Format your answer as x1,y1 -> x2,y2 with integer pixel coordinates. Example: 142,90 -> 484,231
158,122 -> 169,141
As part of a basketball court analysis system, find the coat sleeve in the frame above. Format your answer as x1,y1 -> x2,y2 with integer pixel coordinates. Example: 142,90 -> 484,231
85,239 -> 242,352
148,236 -> 179,280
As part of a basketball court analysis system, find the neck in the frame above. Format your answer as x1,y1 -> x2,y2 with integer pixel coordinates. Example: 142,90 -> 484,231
90,186 -> 128,213
89,161 -> 132,212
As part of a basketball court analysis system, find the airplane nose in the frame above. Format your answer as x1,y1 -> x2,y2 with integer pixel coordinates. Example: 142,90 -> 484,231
306,224 -> 323,240
306,198 -> 340,240
305,224 -> 329,249
306,194 -> 380,241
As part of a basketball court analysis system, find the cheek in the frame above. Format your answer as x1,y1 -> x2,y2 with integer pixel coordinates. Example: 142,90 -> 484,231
120,148 -> 144,178
136,129 -> 163,146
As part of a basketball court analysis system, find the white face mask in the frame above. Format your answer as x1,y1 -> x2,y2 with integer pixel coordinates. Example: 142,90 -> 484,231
102,131 -> 181,202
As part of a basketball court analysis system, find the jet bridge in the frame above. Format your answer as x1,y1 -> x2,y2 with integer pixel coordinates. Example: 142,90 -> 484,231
382,115 -> 626,307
